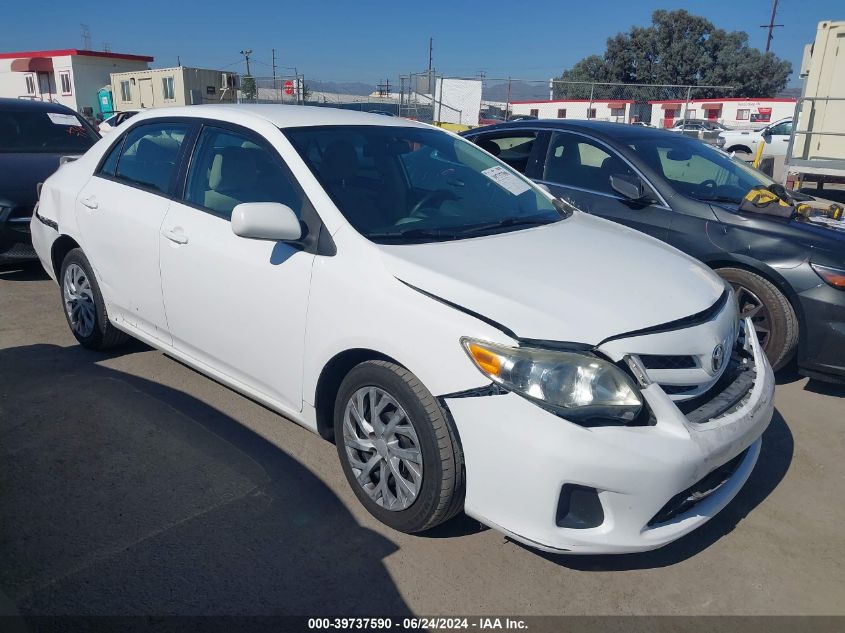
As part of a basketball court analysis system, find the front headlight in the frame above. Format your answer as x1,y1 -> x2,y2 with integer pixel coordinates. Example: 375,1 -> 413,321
461,338 -> 643,423
811,263 -> 845,290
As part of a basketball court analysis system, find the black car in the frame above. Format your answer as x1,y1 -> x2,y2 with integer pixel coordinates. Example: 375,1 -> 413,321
0,98 -> 99,262
462,120 -> 845,381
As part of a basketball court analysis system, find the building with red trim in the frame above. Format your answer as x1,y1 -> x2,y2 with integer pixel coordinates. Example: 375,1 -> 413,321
510,99 -> 635,122
0,49 -> 153,117
648,98 -> 796,129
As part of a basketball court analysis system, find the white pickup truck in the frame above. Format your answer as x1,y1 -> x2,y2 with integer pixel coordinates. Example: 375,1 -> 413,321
716,118 -> 794,156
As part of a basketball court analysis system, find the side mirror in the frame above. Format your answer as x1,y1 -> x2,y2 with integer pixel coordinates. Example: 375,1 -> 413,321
762,128 -> 772,139
231,202 -> 302,241
609,173 -> 646,201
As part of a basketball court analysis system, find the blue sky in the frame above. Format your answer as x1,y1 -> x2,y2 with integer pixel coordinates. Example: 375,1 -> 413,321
8,1 -> 841,85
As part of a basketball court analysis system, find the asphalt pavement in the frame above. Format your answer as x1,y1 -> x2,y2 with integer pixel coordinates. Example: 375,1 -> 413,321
1,262 -> 843,617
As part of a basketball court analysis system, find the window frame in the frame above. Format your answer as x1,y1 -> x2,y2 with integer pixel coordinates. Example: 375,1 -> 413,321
529,108 -> 539,117
94,117 -> 199,198
162,76 -> 175,101
176,120 -> 327,254
736,109 -> 750,121
467,129 -> 547,179
24,73 -> 36,95
120,80 -> 131,102
59,70 -> 72,95
179,123 -> 305,220
557,109 -> 566,119
586,108 -> 597,119
526,127 -> 668,208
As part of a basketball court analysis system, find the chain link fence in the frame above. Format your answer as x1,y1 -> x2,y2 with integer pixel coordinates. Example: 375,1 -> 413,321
237,73 -> 740,129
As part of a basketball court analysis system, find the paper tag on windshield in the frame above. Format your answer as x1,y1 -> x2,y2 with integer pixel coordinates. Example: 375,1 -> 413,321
481,165 -> 531,196
47,112 -> 81,126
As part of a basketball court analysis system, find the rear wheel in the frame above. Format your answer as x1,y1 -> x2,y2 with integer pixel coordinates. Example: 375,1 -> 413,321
60,248 -> 129,350
717,267 -> 798,370
334,360 -> 464,533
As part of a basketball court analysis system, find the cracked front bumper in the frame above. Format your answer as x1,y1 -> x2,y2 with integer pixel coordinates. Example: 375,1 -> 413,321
444,319 -> 775,554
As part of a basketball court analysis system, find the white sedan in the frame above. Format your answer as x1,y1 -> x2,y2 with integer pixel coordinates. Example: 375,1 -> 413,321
31,105 -> 774,554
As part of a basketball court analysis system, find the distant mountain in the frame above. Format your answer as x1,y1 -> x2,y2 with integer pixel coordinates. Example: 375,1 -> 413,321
776,87 -> 801,99
483,80 -> 550,102
308,80 -> 377,96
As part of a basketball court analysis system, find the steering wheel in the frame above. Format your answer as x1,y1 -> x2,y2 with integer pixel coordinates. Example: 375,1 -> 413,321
409,189 -> 454,217
695,179 -> 719,196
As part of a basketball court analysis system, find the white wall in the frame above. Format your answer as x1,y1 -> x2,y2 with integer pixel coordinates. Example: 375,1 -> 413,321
0,54 -> 148,115
510,100 -> 631,122
650,100 -> 796,129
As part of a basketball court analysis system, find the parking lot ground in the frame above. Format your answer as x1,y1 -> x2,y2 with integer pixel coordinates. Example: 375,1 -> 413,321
1,262 -> 844,617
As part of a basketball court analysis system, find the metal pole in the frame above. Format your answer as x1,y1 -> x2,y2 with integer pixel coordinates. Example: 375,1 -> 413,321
588,83 -> 594,119
506,77 -> 512,118
272,48 -> 278,101
549,78 -> 553,101
436,76 -> 443,125
683,85 -> 692,121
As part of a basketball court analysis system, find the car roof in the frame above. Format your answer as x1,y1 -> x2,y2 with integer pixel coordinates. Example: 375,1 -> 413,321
126,104 -> 431,130
0,98 -> 81,114
464,119 -> 683,144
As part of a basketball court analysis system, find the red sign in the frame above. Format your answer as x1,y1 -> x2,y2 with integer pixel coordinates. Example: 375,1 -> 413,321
284,80 -> 294,95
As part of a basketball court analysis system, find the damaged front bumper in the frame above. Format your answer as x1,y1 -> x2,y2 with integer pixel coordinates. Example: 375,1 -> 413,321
443,317 -> 775,555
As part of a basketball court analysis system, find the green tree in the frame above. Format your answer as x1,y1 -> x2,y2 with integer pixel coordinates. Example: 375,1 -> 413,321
554,10 -> 791,99
241,75 -> 257,100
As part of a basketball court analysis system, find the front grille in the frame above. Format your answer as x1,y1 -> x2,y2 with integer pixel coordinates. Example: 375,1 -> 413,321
639,354 -> 696,370
660,384 -> 698,395
648,448 -> 748,526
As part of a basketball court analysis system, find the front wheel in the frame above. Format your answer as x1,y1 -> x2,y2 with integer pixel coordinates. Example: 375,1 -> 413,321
334,360 -> 464,533
717,267 -> 798,370
60,248 -> 129,350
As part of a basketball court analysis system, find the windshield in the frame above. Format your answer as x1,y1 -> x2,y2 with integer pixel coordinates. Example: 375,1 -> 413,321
0,109 -> 98,153
629,135 -> 773,204
284,125 -> 562,243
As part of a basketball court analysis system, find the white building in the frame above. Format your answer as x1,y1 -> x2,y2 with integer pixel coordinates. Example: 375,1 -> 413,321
0,48 -> 152,117
111,67 -> 238,109
649,98 -> 796,129
510,99 -> 634,122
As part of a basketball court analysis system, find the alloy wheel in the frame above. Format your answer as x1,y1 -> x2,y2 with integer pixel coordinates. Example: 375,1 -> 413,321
63,263 -> 96,338
731,283 -> 772,350
342,386 -> 423,511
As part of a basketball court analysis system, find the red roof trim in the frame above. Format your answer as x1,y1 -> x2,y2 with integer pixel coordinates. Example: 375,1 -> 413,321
648,97 -> 795,104
0,49 -> 153,62
510,99 -> 634,105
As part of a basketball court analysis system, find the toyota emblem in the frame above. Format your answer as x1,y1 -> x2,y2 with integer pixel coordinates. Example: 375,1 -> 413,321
711,344 -> 725,373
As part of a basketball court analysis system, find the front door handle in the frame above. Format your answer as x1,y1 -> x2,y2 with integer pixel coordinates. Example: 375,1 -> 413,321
80,195 -> 98,209
162,228 -> 189,245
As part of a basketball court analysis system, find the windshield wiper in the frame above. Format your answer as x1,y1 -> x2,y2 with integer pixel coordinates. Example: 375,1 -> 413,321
454,216 -> 559,235
694,196 -> 742,204
366,227 -> 462,243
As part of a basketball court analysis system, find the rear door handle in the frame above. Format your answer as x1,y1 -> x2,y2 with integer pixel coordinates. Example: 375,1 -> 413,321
162,228 -> 189,245
80,195 -> 98,209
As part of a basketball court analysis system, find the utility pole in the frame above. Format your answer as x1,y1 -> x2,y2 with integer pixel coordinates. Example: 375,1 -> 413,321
428,37 -> 433,95
272,48 -> 278,100
80,24 -> 92,50
760,0 -> 784,53
177,55 -> 181,67
240,49 -> 252,76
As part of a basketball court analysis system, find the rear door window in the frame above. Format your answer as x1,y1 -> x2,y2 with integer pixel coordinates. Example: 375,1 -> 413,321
114,122 -> 189,193
470,131 -> 539,174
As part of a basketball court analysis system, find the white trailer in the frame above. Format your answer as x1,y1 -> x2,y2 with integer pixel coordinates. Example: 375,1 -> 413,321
785,20 -> 845,187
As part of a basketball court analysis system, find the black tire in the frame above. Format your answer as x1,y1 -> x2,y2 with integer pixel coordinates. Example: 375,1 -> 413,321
333,360 -> 464,533
717,267 -> 799,371
59,248 -> 129,350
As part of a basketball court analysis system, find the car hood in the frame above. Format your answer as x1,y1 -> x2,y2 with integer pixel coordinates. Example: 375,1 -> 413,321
0,152 -> 68,206
377,212 -> 725,344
